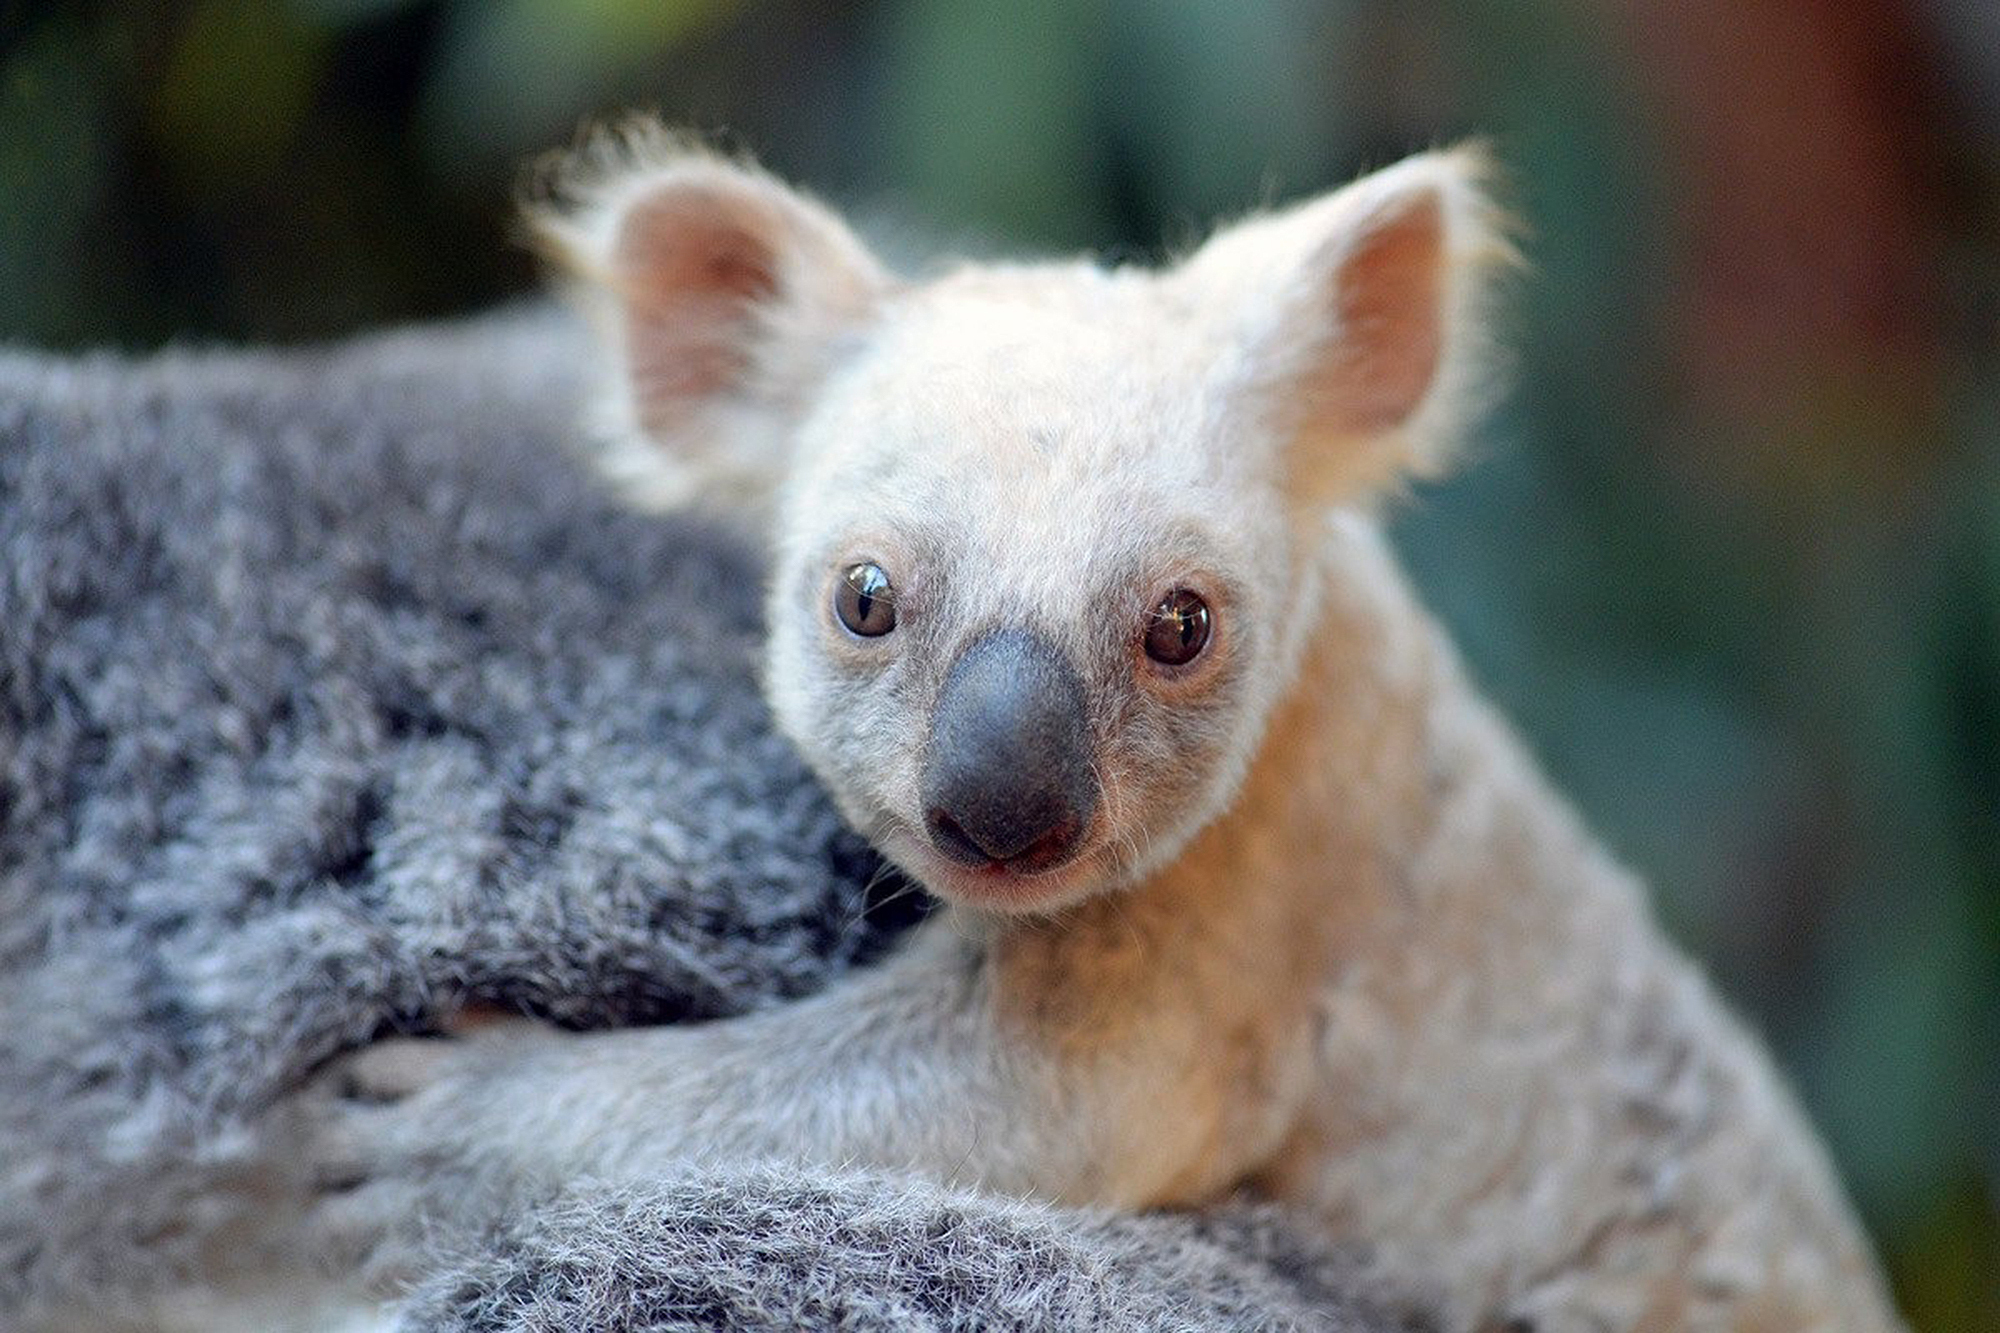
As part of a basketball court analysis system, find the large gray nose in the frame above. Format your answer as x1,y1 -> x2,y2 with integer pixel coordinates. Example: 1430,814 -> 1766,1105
921,628 -> 1098,871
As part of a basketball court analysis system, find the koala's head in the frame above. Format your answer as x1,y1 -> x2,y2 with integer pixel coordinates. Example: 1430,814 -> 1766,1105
543,126 -> 1510,915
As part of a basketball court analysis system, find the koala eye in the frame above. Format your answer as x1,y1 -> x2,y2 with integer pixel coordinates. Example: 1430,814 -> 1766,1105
835,562 -> 897,637
1144,588 -> 1211,666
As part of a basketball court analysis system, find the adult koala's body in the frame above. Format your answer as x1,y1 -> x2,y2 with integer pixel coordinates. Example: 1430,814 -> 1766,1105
295,130 -> 1903,1332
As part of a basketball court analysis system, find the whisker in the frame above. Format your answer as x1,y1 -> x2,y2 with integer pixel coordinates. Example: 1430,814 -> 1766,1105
834,856 -> 927,945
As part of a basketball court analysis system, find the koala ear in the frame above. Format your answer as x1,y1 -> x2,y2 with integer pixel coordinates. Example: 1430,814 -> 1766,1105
535,128 -> 890,508
1181,146 -> 1515,507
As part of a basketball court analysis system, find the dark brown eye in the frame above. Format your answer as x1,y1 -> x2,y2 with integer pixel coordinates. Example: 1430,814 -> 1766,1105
835,562 -> 897,636
1144,588 -> 1211,666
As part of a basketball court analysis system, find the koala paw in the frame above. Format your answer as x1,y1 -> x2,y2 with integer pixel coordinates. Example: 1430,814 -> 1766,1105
292,1015 -> 565,1279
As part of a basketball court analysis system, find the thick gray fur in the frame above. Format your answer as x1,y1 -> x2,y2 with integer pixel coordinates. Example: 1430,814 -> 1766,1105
0,312 -> 1426,1330
400,1168 -> 1429,1332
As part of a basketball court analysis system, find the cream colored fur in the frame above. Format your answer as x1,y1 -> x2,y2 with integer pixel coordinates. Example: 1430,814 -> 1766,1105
279,129 -> 1903,1332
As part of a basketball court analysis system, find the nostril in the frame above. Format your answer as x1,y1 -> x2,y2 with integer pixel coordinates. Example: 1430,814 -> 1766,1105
1006,818 -> 1082,873
926,808 -> 992,865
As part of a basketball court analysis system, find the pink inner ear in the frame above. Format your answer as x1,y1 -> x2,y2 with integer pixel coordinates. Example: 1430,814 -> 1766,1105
1315,190 -> 1445,435
614,185 -> 783,435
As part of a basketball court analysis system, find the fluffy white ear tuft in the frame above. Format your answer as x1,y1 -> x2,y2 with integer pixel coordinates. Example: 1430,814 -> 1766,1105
532,123 -> 890,509
1182,146 -> 1517,507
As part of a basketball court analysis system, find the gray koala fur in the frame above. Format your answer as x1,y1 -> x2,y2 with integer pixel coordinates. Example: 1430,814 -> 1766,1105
400,1168 -> 1427,1332
0,312 -> 1429,1330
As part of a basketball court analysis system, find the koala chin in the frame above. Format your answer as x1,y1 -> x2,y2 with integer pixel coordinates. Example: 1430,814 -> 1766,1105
275,121 -> 1904,1333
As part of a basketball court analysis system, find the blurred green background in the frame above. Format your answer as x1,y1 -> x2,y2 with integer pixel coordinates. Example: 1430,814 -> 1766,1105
2,0 -> 1994,1325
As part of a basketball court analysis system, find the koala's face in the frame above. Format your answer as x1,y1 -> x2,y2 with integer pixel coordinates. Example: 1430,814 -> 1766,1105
764,270 -> 1305,912
546,126 -> 1501,914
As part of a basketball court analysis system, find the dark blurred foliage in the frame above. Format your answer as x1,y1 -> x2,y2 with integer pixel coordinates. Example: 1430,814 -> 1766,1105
1,0 -> 1995,1324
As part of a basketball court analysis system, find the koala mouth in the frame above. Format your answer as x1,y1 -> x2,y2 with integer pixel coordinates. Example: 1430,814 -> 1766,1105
925,808 -> 1087,876
885,811 -> 1107,915
917,838 -> 1107,914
